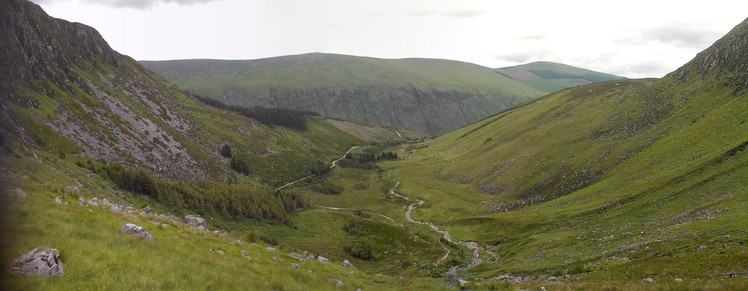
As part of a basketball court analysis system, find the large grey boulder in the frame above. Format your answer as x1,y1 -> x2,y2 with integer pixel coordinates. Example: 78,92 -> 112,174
10,248 -> 64,277
184,215 -> 207,231
120,223 -> 154,242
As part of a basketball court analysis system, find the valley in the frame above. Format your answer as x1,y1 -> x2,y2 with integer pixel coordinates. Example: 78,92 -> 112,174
2,0 -> 748,290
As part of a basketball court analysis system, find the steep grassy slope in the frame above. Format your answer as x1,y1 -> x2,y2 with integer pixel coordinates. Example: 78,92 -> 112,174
496,61 -> 624,93
141,54 -> 546,135
385,17 -> 748,284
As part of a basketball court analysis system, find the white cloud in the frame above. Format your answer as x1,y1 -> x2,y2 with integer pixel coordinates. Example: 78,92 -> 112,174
31,0 -> 223,10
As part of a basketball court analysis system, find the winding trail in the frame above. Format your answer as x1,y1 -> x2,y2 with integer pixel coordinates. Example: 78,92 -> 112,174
318,206 -> 397,223
276,146 -> 362,191
392,173 -> 499,274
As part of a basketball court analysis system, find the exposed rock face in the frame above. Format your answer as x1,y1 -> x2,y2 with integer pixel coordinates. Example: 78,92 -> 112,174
183,215 -> 207,231
119,223 -> 154,242
10,248 -> 64,277
0,0 -> 206,181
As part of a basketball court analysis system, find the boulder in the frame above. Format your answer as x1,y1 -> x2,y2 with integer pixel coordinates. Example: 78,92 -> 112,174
64,186 -> 80,194
184,215 -> 207,231
119,223 -> 154,242
318,256 -> 331,263
341,259 -> 355,269
8,187 -> 26,197
10,247 -> 64,277
640,278 -> 655,283
330,279 -> 345,287
292,263 -> 300,269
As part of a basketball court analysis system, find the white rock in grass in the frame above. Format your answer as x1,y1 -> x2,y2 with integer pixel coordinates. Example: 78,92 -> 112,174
341,259 -> 355,269
10,248 -> 64,277
119,223 -> 154,242
317,256 -> 331,263
54,197 -> 63,205
183,215 -> 207,231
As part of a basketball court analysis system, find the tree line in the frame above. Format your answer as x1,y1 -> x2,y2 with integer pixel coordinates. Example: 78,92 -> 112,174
192,93 -> 318,131
76,159 -> 308,225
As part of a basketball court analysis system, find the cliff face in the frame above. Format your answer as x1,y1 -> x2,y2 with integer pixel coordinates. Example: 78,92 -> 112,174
257,87 -> 524,135
0,0 -> 209,179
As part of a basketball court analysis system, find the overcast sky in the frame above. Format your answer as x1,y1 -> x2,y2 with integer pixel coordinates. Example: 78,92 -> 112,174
30,0 -> 748,78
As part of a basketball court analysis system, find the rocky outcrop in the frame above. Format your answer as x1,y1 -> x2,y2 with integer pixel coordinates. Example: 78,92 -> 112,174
10,247 -> 64,277
119,223 -> 154,242
183,215 -> 207,231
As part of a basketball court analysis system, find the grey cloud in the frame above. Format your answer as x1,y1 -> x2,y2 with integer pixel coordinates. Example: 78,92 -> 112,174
408,9 -> 483,18
643,25 -> 722,48
31,0 -> 223,10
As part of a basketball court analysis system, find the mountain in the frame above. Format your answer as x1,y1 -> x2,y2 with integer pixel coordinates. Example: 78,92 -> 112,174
0,1 -> 437,289
387,17 -> 748,284
495,61 -> 624,93
141,55 -> 548,135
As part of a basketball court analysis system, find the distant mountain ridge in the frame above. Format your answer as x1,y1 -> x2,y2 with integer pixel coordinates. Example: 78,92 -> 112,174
141,55 -> 620,135
495,61 -> 624,93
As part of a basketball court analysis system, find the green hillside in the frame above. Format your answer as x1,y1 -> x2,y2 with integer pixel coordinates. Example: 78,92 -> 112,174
496,61 -> 624,93
0,1 -> 442,289
383,17 -> 748,287
141,55 -> 546,135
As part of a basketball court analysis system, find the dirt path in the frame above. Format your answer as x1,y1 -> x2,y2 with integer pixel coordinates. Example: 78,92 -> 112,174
276,146 -> 361,191
318,206 -> 397,223
434,246 -> 451,266
394,175 -> 498,274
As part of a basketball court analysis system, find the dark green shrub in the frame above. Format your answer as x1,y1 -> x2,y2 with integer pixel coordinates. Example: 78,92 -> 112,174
345,241 -> 374,260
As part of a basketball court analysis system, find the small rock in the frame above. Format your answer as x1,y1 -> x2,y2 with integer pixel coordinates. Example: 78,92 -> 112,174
10,248 -> 64,277
640,278 -> 655,283
545,276 -> 558,282
54,197 -> 63,205
318,256 -> 331,263
266,247 -> 279,253
184,215 -> 207,231
292,263 -> 300,269
87,200 -> 99,207
217,249 -> 225,255
119,223 -> 154,242
64,186 -> 80,194
728,270 -> 737,278
673,278 -> 683,282
273,256 -> 281,262
213,230 -> 221,236
8,187 -> 26,197
330,279 -> 345,287
341,259 -> 355,269
235,240 -> 243,246
79,197 -> 86,204
101,199 -> 111,206
160,223 -> 170,229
